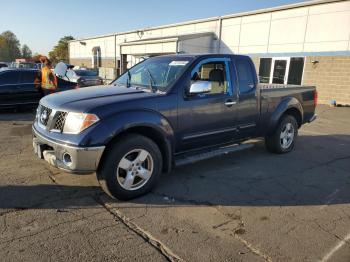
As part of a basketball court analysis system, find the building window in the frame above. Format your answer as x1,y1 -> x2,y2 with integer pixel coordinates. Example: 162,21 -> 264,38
258,58 -> 272,83
92,46 -> 101,68
258,57 -> 304,85
287,57 -> 304,85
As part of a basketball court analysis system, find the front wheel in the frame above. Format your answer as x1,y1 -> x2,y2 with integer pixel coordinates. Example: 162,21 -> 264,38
97,134 -> 162,200
265,115 -> 298,154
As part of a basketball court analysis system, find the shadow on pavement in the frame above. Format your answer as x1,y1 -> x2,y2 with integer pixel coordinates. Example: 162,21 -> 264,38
0,134 -> 349,210
0,108 -> 36,121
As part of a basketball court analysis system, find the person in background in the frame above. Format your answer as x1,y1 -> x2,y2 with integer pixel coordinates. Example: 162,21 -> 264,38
41,59 -> 57,96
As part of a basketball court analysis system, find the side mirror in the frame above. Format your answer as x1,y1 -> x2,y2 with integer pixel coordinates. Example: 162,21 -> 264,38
189,81 -> 212,95
54,62 -> 68,79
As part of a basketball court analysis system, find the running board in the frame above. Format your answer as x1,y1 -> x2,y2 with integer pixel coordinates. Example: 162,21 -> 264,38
175,143 -> 254,167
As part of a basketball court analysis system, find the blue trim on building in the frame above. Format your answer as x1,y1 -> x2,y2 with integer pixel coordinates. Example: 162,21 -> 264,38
247,51 -> 350,57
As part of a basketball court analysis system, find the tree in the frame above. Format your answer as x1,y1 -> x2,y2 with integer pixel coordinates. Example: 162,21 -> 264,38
0,36 -> 10,61
0,31 -> 21,61
21,44 -> 32,59
49,36 -> 74,64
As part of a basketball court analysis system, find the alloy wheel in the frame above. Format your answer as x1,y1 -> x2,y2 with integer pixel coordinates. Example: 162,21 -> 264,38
116,149 -> 154,191
280,122 -> 295,149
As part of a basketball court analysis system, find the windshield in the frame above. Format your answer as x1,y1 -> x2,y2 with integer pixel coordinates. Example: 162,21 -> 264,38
112,56 -> 192,92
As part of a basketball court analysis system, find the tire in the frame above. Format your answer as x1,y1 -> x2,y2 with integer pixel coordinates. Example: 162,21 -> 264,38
265,115 -> 298,154
97,134 -> 163,200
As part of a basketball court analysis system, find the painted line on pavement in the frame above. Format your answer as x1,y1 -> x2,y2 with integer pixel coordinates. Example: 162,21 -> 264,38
320,232 -> 350,262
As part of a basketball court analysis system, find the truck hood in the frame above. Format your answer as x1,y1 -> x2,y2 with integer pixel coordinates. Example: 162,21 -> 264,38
40,85 -> 158,111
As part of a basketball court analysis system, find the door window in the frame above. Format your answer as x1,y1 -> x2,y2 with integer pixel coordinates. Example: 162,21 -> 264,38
191,59 -> 231,95
236,59 -> 255,93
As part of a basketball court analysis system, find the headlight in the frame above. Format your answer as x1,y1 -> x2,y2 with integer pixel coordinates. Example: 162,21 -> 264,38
36,106 -> 41,120
63,112 -> 99,134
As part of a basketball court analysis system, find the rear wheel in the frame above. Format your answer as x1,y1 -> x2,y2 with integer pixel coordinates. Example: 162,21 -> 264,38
265,115 -> 298,154
97,134 -> 162,200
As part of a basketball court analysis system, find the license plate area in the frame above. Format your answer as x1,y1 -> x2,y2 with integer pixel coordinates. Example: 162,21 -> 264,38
33,139 -> 52,159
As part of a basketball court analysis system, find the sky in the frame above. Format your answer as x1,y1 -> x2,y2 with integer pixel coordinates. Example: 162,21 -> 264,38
1,0 -> 309,55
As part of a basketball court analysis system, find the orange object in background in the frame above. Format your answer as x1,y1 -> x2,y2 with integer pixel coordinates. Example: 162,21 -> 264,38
41,60 -> 57,91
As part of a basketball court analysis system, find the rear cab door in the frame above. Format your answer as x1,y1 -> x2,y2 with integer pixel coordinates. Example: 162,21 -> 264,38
232,56 -> 260,139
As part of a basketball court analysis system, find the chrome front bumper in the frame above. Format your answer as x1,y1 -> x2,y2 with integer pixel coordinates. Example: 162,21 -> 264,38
32,126 -> 105,173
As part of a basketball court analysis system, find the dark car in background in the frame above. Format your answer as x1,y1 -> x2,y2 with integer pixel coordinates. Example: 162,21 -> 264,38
66,69 -> 103,87
0,68 -> 77,109
0,62 -> 8,69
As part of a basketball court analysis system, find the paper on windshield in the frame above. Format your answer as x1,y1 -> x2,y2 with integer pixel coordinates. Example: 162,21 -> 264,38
169,61 -> 189,66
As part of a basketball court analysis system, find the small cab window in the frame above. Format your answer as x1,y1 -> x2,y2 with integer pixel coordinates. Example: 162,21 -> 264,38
236,59 -> 255,93
0,71 -> 20,85
191,61 -> 229,95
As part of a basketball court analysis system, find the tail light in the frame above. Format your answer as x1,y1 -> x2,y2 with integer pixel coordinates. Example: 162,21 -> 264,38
314,90 -> 318,107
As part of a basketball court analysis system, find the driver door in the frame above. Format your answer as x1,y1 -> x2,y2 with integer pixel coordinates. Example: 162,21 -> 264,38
177,57 -> 238,152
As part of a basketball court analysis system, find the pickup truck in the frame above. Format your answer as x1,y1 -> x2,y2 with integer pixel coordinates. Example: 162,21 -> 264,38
32,54 -> 317,200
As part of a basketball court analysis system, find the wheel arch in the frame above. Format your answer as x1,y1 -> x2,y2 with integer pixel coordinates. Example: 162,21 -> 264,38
267,97 -> 303,136
99,111 -> 174,174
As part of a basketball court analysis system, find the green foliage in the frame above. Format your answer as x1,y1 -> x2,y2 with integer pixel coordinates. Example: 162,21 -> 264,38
21,44 -> 32,59
49,36 -> 74,64
0,31 -> 21,62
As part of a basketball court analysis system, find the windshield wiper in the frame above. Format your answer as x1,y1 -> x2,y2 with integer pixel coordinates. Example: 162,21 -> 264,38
145,68 -> 157,92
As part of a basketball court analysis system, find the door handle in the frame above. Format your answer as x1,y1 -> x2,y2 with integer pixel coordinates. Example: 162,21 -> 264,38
224,100 -> 236,107
248,83 -> 255,89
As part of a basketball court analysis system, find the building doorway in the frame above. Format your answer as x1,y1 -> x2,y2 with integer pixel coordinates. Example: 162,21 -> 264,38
92,47 -> 101,68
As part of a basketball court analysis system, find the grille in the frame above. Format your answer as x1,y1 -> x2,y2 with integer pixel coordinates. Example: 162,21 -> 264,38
53,112 -> 68,132
38,105 -> 52,126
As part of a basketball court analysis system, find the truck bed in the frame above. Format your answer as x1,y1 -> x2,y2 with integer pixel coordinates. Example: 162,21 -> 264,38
258,84 -> 317,131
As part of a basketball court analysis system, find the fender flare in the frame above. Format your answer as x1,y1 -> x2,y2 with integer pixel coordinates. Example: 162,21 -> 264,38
267,97 -> 303,136
102,110 -> 175,173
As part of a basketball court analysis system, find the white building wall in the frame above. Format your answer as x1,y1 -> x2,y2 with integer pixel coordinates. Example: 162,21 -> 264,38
220,0 -> 350,55
70,36 -> 115,60
69,0 -> 350,63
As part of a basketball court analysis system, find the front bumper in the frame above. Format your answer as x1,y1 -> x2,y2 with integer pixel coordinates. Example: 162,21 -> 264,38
32,126 -> 105,173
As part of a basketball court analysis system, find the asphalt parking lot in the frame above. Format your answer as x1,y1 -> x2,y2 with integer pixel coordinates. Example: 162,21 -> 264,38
0,105 -> 349,262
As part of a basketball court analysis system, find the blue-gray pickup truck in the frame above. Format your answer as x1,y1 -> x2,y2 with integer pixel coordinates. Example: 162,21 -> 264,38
32,54 -> 317,200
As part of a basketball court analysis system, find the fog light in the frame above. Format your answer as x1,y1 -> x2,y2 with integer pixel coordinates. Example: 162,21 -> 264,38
62,153 -> 72,167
